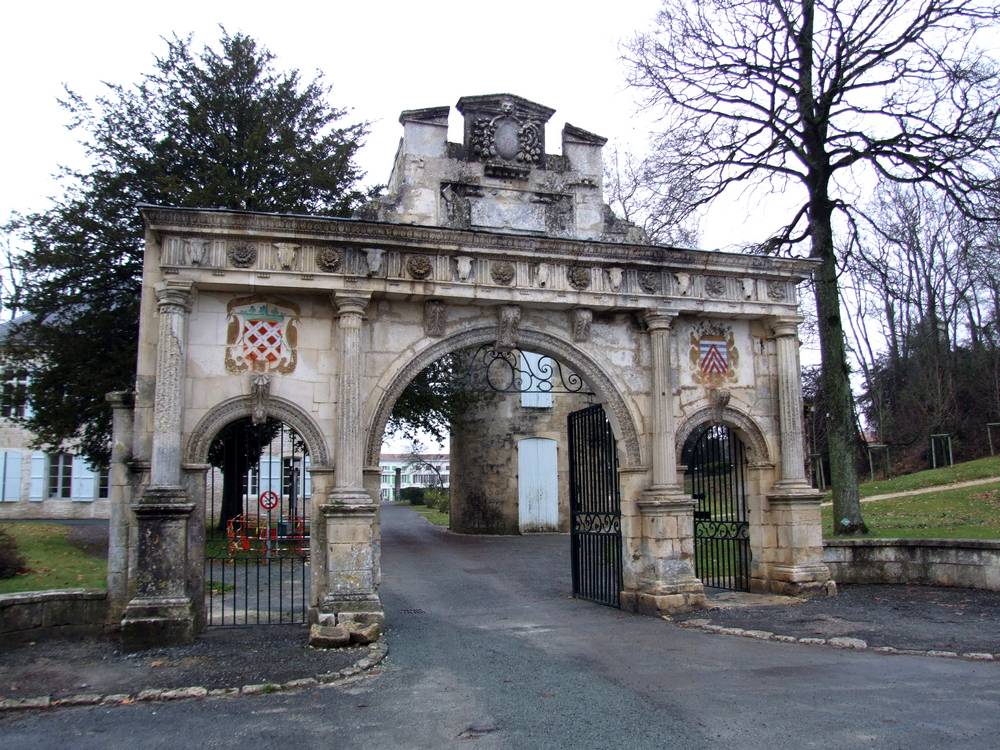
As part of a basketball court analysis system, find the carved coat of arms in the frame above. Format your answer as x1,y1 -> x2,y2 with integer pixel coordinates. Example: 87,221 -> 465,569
225,298 -> 300,374
689,322 -> 739,387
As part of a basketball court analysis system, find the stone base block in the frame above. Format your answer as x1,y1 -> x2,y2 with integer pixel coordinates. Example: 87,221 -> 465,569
120,596 -> 194,651
309,623 -> 351,648
753,563 -> 836,598
634,590 -> 707,615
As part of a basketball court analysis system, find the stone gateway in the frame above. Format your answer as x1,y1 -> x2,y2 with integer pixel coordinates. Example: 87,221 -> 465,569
109,94 -> 832,649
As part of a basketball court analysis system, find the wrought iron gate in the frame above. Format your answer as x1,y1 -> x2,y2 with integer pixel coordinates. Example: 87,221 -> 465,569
204,418 -> 311,626
684,423 -> 750,591
568,404 -> 623,608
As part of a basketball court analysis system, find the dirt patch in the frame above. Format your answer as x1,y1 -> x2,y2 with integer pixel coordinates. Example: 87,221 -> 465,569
0,624 -> 366,700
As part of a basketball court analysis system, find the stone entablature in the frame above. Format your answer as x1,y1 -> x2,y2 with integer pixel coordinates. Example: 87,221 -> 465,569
144,207 -> 807,315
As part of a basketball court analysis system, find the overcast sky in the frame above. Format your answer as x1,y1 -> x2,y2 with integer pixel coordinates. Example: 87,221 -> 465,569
0,0 -> 793,251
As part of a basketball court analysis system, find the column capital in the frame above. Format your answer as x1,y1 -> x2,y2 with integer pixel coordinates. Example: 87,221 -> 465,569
154,279 -> 194,312
768,315 -> 803,339
331,292 -> 371,320
643,308 -> 679,332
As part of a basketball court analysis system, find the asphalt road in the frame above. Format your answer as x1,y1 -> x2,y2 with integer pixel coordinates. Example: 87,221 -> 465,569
3,503 -> 999,749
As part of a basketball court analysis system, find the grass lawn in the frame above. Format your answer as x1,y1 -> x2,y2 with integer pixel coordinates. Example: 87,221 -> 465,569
0,523 -> 107,594
843,455 -> 1000,498
398,501 -> 449,528
822,480 -> 1000,540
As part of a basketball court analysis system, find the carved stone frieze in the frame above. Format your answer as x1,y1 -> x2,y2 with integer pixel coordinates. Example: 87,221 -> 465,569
491,260 -> 515,286
185,239 -> 209,266
456,256 -> 474,282
496,305 -> 521,352
608,267 -> 624,292
316,247 -> 344,273
406,255 -> 434,280
638,271 -> 660,294
274,243 -> 300,271
767,280 -> 787,301
674,272 -> 692,296
567,266 -> 591,291
705,276 -> 727,298
424,300 -> 446,337
228,243 -> 257,268
364,247 -> 384,276
535,263 -> 551,288
572,308 -> 593,343
741,278 -> 755,299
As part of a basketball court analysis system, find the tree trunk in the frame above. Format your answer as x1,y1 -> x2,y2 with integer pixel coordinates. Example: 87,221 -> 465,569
812,205 -> 868,534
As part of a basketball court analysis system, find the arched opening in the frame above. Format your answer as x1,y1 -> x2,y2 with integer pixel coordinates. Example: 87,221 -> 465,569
203,417 -> 311,626
682,422 -> 751,592
372,337 -> 626,609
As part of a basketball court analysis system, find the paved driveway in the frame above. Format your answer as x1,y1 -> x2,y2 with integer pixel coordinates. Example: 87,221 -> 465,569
3,503 -> 999,749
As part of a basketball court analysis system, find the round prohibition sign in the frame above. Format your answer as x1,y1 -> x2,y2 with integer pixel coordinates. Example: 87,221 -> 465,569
258,490 -> 280,511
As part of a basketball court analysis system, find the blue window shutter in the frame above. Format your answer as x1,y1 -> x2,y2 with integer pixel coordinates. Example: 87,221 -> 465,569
2,451 -> 21,501
520,352 -> 553,408
29,452 -> 46,500
304,455 -> 312,498
71,456 -> 95,500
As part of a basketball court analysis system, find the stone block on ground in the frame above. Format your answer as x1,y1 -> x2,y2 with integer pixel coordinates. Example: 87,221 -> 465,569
348,622 -> 382,645
309,623 -> 351,648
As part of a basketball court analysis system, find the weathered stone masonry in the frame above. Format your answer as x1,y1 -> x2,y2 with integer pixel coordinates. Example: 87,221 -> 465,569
113,93 -> 830,647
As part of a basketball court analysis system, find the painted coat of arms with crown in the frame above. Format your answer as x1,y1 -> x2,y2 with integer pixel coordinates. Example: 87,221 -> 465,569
225,297 -> 300,374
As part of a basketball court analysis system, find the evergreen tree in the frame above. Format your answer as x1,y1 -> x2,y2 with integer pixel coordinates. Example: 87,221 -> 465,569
4,31 -> 371,462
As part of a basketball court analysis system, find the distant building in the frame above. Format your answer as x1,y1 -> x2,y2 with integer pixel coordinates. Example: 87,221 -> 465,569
0,316 -> 110,520
378,453 -> 449,502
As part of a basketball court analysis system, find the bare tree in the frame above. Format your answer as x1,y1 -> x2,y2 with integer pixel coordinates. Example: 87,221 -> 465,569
627,0 -> 1000,534
603,144 -> 701,247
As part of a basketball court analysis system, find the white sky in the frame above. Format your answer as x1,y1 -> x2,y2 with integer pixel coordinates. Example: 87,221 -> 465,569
0,1 -> 882,450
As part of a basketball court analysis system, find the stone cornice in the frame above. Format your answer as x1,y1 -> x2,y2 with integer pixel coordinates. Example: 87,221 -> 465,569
139,205 -> 819,279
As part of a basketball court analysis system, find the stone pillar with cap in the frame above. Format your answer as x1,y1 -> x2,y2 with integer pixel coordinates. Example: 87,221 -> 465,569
105,390 -> 134,625
626,309 -> 706,615
312,292 -> 383,643
121,280 -> 197,650
761,316 -> 833,596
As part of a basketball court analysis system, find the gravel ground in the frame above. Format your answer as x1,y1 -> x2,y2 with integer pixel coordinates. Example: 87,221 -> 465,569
0,624 -> 365,700
676,584 -> 1000,653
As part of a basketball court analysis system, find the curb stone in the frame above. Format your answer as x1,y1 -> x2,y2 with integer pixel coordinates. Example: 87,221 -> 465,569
670,618 -> 999,662
0,638 -> 388,713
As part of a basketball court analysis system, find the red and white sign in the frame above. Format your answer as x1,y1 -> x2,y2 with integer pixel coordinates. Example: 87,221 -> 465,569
258,490 -> 280,511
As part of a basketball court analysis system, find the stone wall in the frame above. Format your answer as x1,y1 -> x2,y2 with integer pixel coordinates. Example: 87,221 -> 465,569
449,387 -> 592,534
824,538 -> 1000,590
0,589 -> 108,642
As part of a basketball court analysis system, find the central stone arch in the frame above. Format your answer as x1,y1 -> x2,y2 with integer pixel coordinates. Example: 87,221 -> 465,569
674,404 -> 772,467
364,325 -> 644,469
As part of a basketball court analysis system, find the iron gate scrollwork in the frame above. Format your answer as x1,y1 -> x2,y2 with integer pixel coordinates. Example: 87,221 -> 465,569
464,345 -> 594,395
568,403 -> 623,608
684,423 -> 751,592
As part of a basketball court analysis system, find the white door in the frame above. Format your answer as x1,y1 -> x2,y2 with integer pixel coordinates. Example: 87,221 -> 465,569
518,438 -> 559,532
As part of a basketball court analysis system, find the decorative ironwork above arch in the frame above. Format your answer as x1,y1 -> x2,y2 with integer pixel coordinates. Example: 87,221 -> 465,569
462,345 -> 594,396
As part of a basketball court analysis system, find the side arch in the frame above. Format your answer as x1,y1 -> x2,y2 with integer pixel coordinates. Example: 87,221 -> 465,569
185,395 -> 331,467
674,405 -> 772,466
364,326 -> 644,469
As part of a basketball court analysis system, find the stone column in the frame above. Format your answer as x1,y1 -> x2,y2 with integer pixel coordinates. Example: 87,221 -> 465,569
105,390 -> 134,625
630,310 -> 705,615
121,280 -> 197,650
312,293 -> 383,643
764,316 -> 833,596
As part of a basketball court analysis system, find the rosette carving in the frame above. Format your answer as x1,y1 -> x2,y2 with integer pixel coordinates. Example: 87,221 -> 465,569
228,243 -> 257,268
407,255 -> 433,279
638,271 -> 660,294
491,260 -> 515,286
316,247 -> 344,273
705,276 -> 727,297
567,266 -> 591,291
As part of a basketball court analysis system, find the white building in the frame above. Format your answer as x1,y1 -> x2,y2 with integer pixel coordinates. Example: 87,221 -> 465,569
378,452 -> 449,501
